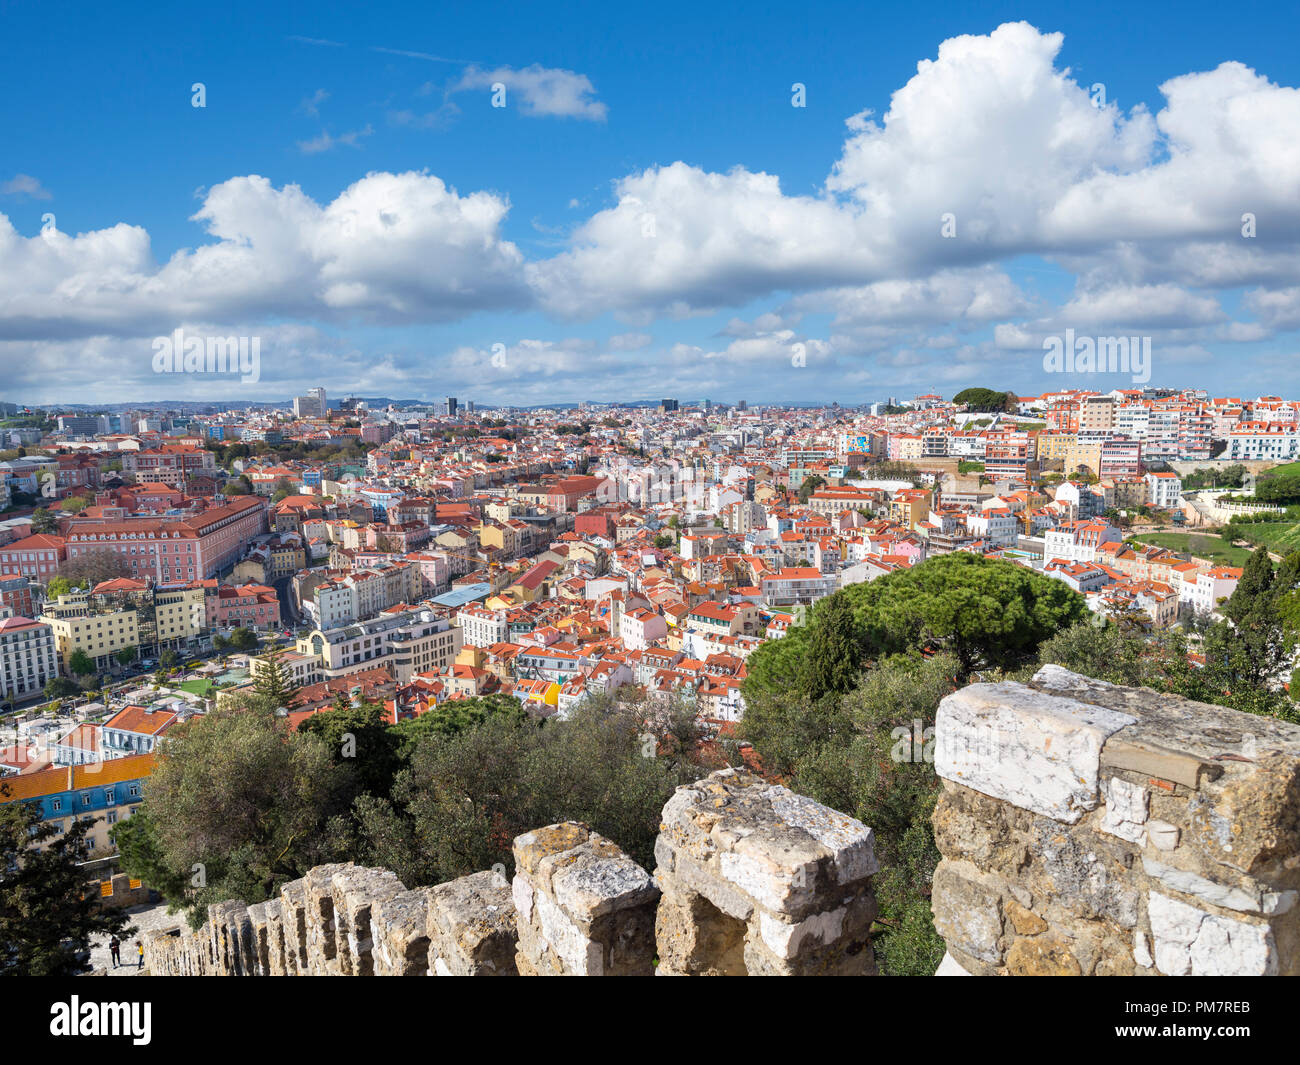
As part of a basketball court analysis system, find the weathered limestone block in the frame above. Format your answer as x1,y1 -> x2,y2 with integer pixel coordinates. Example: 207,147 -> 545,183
372,888 -> 435,976
931,861 -> 1004,968
144,927 -> 187,975
935,680 -> 1137,822
512,822 -> 659,975
279,878 -> 308,975
206,900 -> 255,976
330,866 -> 406,976
304,863 -> 354,975
931,668 -> 1300,976
1148,892 -> 1277,976
654,769 -> 878,976
935,952 -> 971,976
264,899 -> 287,976
427,870 -> 518,975
246,902 -> 273,976
1100,776 -> 1149,844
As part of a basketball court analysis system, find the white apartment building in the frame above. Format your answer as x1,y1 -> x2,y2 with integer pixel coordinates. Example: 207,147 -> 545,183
619,607 -> 668,651
1145,471 -> 1183,509
965,508 -> 1019,548
758,567 -> 839,607
304,561 -> 423,628
1043,520 -> 1123,564
1186,566 -> 1243,617
298,608 -> 463,683
1225,422 -> 1300,462
0,614 -> 59,701
458,604 -> 510,647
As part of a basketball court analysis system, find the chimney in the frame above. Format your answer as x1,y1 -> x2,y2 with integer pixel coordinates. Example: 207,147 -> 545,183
67,765 -> 75,790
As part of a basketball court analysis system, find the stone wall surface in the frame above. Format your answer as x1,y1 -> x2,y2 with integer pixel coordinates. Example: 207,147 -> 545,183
143,769 -> 878,976
931,666 -> 1300,976
141,674 -> 1300,978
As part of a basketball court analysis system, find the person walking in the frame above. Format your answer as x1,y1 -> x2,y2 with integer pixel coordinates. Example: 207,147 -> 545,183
109,936 -> 121,968
136,940 -> 144,969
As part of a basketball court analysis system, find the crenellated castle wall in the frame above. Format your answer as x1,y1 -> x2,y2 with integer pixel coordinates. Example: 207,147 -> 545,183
142,669 -> 1300,976
931,666 -> 1300,976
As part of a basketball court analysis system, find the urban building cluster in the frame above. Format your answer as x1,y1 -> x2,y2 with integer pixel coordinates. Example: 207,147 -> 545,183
4,384 -> 1294,855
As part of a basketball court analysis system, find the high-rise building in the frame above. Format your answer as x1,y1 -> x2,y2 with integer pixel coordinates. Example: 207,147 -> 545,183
659,399 -> 679,413
445,397 -> 458,417
293,388 -> 327,419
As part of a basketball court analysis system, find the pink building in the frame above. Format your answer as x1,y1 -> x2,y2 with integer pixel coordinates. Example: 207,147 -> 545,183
64,496 -> 268,581
207,583 -> 281,629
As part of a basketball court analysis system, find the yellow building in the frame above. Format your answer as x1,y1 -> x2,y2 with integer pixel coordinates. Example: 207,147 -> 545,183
1062,441 -> 1104,477
1037,433 -> 1076,464
887,488 -> 935,530
478,521 -> 521,559
153,585 -> 207,648
41,593 -> 139,674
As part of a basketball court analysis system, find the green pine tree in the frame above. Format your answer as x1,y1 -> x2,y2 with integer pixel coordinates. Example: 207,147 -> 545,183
0,798 -> 129,975
251,644 -> 300,709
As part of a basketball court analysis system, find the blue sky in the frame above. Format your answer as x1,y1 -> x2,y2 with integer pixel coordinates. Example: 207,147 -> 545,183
2,0 -> 1299,406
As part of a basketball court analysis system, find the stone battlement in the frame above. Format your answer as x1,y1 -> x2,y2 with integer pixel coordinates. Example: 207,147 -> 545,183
143,769 -> 879,976
932,666 -> 1300,976
142,669 -> 1300,976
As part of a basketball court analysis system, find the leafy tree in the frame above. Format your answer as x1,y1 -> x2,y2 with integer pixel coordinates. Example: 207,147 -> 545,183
797,475 -> 827,504
952,388 -> 1016,413
804,594 -> 862,702
68,649 -> 95,676
45,575 -> 72,598
747,554 -> 1086,695
297,696 -> 404,800
1035,618 -> 1149,687
110,808 -> 189,904
115,645 -> 137,667
44,676 -> 80,699
228,627 -> 258,652
31,507 -> 58,534
389,693 -> 528,757
1255,475 -> 1300,506
124,700 -> 349,925
1212,545 -> 1296,700
354,697 -> 709,887
0,798 -> 128,975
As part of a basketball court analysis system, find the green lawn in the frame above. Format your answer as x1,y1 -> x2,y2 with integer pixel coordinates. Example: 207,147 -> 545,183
1261,461 -> 1300,479
178,678 -> 216,698
1127,532 -> 1255,567
1228,522 -> 1300,554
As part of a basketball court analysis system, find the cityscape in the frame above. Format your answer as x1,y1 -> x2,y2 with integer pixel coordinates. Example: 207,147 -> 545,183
2,1 -> 1300,1019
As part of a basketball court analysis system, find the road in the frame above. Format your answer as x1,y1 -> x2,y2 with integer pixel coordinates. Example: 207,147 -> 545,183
272,574 -> 301,626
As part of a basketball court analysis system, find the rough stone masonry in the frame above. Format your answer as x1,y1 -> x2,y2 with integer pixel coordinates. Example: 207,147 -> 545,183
932,666 -> 1300,976
141,672 -> 1300,976
143,769 -> 878,976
